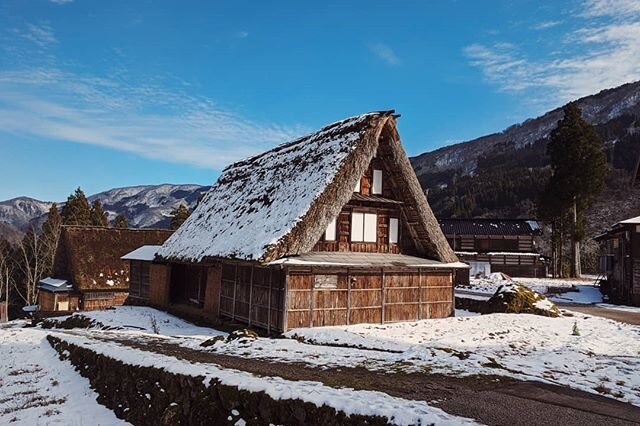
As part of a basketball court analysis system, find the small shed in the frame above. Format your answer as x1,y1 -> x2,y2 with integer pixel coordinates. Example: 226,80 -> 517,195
596,215 -> 640,306
144,111 -> 465,332
37,277 -> 77,312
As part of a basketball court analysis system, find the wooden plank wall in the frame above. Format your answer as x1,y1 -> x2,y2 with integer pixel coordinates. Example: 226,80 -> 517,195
313,207 -> 406,254
82,291 -> 128,311
219,263 -> 285,332
286,269 -> 453,330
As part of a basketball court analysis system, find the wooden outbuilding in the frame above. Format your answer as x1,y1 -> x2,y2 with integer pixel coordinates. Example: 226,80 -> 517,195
440,218 -> 547,283
37,226 -> 173,313
596,215 -> 640,306
138,111 -> 465,332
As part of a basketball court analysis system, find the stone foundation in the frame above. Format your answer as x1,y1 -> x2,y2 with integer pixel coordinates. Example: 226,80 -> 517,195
47,336 -> 389,425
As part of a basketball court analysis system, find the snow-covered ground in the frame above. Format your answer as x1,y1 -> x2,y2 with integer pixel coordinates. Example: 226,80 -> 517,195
596,303 -> 640,313
1,308 -> 475,425
548,285 -> 604,304
281,313 -> 640,406
0,308 -> 224,426
3,305 -> 639,425
0,322 -> 126,425
59,333 -> 475,426
458,273 -> 604,304
54,306 -> 226,338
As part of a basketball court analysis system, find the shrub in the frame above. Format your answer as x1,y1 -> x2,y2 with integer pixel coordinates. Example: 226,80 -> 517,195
484,283 -> 561,317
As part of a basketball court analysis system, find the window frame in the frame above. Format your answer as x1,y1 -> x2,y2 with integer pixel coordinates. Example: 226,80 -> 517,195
350,211 -> 377,243
324,217 -> 337,241
389,217 -> 399,244
372,169 -> 383,195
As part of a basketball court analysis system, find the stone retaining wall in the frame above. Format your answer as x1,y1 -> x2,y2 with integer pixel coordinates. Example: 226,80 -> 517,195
47,336 -> 389,425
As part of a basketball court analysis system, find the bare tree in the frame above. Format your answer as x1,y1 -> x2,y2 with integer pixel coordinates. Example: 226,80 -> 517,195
15,229 -> 45,306
0,241 -> 14,317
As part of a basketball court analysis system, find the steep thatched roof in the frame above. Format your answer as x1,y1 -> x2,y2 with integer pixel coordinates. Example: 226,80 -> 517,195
158,111 -> 457,264
53,226 -> 173,291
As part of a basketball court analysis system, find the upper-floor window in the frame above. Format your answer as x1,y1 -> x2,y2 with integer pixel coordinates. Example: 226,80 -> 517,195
354,178 -> 361,193
389,217 -> 399,244
351,212 -> 377,242
372,169 -> 382,195
325,217 -> 337,241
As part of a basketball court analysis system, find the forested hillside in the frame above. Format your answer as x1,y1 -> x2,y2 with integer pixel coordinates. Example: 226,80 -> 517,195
411,81 -> 640,236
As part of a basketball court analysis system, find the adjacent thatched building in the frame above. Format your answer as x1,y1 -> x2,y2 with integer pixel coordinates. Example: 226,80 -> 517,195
135,111 -> 464,332
596,215 -> 640,306
37,226 -> 173,313
440,218 -> 546,283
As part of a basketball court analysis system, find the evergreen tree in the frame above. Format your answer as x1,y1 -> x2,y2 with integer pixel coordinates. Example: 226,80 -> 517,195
62,187 -> 91,226
41,203 -> 62,276
113,214 -> 129,228
89,200 -> 108,227
542,102 -> 607,277
169,204 -> 190,230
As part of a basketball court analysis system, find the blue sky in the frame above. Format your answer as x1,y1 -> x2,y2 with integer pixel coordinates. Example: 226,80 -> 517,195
1,0 -> 639,201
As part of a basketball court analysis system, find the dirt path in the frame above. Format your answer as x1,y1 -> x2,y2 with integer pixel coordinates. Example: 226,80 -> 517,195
558,303 -> 640,325
84,333 -> 640,426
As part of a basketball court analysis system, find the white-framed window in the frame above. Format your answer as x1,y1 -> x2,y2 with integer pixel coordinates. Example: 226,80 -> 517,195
389,218 -> 399,244
351,212 -> 377,242
354,178 -> 361,193
325,217 -> 337,241
372,169 -> 382,194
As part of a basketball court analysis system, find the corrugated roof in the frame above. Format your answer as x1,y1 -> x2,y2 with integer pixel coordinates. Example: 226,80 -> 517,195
619,215 -> 640,224
439,219 -> 543,236
121,245 -> 162,261
38,277 -> 73,293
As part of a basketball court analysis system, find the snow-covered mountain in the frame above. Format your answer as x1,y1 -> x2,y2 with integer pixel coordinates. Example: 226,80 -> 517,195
410,80 -> 640,229
0,197 -> 54,243
0,184 -> 209,244
411,80 -> 640,179
88,184 -> 209,228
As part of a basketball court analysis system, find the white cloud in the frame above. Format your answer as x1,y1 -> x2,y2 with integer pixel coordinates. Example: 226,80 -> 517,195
581,0 -> 640,17
368,43 -> 400,66
464,0 -> 640,104
234,31 -> 249,39
531,20 -> 562,30
20,23 -> 57,48
49,0 -> 74,4
0,68 -> 306,170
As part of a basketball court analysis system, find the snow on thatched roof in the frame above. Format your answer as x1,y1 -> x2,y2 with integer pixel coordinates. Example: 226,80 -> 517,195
158,111 -> 457,264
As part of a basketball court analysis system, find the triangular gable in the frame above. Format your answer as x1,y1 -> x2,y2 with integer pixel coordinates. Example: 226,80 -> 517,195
158,111 -> 457,264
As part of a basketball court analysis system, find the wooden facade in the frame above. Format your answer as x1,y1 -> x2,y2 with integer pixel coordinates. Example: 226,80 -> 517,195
37,290 -> 80,313
284,267 -> 453,330
146,158 -> 458,332
597,217 -> 640,306
440,219 -> 547,281
142,260 -> 454,333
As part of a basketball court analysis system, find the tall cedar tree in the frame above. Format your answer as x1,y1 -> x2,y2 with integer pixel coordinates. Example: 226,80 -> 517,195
62,187 -> 91,226
169,204 -> 190,230
113,214 -> 128,228
543,102 -> 607,277
41,203 -> 62,276
89,200 -> 109,226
